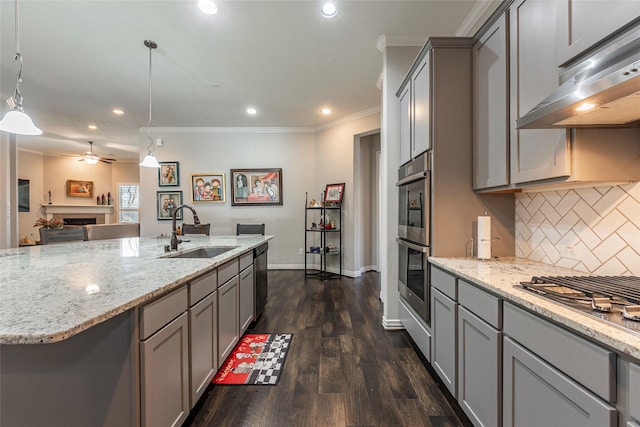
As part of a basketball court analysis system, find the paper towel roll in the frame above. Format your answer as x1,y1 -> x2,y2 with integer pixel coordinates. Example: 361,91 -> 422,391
477,215 -> 491,260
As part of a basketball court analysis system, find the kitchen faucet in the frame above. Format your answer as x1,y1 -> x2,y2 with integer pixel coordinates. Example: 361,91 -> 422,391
170,204 -> 201,251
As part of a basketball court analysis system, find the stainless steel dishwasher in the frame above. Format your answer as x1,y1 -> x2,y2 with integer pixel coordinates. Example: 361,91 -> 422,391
254,243 -> 268,318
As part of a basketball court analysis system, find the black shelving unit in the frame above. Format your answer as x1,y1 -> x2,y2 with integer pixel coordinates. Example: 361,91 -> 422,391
304,192 -> 342,279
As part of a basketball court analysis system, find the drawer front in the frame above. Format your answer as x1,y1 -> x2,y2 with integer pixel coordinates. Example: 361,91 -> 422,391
140,286 -> 188,340
503,302 -> 616,402
458,279 -> 501,329
239,251 -> 253,271
217,258 -> 239,286
430,265 -> 457,300
399,298 -> 432,362
189,270 -> 217,306
631,362 -> 640,421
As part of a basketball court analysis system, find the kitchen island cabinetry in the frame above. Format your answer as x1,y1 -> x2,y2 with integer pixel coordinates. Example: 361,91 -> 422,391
431,287 -> 457,397
239,251 -> 255,334
556,1 -> 640,65
217,260 -> 240,363
631,363 -> 640,422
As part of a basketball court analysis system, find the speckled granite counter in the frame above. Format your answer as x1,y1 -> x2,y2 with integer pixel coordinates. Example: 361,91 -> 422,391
429,257 -> 640,361
0,235 -> 271,344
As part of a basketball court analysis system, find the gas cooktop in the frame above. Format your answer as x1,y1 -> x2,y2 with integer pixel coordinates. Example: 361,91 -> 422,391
518,275 -> 640,336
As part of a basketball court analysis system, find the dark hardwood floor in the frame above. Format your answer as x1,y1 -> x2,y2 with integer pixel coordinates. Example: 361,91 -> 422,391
187,270 -> 471,427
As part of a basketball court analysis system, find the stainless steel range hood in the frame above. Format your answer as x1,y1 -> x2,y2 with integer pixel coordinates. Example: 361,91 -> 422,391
517,25 -> 640,129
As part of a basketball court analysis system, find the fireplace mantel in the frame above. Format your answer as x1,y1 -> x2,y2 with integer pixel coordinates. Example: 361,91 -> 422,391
42,205 -> 114,224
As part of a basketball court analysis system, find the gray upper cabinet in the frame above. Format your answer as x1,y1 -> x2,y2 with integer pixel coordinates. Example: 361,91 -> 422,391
509,0 -> 570,184
557,1 -> 640,65
412,55 -> 431,158
399,84 -> 411,166
503,337 -> 616,427
473,13 -> 509,190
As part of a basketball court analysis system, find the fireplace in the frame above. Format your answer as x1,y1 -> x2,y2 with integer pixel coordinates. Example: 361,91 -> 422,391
63,218 -> 98,226
42,205 -> 113,224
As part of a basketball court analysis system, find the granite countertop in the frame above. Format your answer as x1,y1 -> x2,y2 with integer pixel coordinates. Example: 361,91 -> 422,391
429,257 -> 640,361
0,235 -> 272,345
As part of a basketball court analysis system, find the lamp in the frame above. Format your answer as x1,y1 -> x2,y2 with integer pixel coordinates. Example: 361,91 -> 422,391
0,0 -> 42,136
139,40 -> 160,168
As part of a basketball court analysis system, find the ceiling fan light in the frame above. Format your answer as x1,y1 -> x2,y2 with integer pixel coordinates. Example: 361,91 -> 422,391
140,153 -> 160,168
84,154 -> 99,165
0,108 -> 42,136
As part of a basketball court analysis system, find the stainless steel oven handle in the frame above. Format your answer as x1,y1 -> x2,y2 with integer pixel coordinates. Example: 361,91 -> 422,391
396,237 -> 428,253
396,171 -> 427,186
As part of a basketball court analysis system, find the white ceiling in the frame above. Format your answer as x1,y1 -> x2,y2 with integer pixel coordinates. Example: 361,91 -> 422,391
1,0 -> 498,161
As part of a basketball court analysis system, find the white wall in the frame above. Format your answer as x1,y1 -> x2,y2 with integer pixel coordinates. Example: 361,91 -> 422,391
138,129 -> 317,268
315,113 -> 381,276
17,150 -> 44,241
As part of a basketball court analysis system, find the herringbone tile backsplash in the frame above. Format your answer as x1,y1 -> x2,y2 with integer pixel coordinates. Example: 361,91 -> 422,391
515,183 -> 640,275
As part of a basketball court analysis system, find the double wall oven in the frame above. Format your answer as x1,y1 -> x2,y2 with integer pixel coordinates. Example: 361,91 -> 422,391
397,152 -> 431,323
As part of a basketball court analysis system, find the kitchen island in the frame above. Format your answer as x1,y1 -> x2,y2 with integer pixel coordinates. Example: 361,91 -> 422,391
0,235 -> 272,427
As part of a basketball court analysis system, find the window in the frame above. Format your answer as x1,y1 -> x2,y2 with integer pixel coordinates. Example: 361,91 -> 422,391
118,184 -> 139,223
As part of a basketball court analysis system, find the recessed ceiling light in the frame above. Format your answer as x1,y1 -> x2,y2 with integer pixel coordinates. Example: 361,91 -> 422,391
321,107 -> 332,115
88,124 -> 97,130
247,107 -> 257,115
198,0 -> 218,15
320,3 -> 338,18
112,108 -> 124,115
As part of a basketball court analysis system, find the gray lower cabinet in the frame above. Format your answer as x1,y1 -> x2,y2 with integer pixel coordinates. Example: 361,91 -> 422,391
140,312 -> 190,427
218,275 -> 240,363
457,306 -> 501,427
631,362 -> 640,421
239,264 -> 254,334
431,287 -> 457,397
503,336 -> 616,427
189,290 -> 217,407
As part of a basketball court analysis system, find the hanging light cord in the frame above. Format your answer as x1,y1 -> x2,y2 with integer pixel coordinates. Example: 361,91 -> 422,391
144,40 -> 157,154
12,0 -> 24,108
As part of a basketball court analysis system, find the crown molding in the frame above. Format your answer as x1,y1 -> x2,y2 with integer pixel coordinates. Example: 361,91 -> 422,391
314,106 -> 380,132
376,34 -> 427,53
455,0 -> 501,36
139,126 -> 315,134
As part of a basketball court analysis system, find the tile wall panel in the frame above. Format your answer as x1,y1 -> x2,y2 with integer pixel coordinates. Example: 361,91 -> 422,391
515,183 -> 640,275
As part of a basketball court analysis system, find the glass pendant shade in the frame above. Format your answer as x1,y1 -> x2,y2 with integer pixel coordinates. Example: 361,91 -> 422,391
83,154 -> 99,165
0,108 -> 42,136
140,153 -> 160,168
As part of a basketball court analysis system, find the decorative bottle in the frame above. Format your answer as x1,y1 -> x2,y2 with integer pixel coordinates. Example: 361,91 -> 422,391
101,194 -> 105,205
107,192 -> 112,205
97,196 -> 101,205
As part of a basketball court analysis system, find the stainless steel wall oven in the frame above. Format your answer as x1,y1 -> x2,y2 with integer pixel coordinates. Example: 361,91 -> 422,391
397,152 -> 431,323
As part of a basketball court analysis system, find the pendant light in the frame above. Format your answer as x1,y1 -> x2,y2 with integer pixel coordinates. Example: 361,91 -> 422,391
0,0 -> 42,136
140,40 -> 160,168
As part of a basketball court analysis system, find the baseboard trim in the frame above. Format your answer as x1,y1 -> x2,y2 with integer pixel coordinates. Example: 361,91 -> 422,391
268,264 -> 361,278
382,316 -> 404,330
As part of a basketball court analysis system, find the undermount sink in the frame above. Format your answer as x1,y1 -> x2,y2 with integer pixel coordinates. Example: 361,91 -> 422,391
163,246 -> 238,259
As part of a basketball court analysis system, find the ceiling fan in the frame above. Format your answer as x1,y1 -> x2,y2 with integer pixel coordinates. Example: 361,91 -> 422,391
79,141 -> 116,165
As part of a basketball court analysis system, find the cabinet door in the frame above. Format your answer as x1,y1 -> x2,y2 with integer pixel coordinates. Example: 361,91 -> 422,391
189,291 -> 217,407
399,83 -> 411,166
509,0 -> 569,184
503,337 -> 616,427
218,276 -> 240,363
431,287 -> 457,397
458,307 -> 501,427
631,362 -> 640,421
239,265 -> 254,334
473,13 -> 509,190
140,312 -> 189,427
557,1 -> 640,65
412,54 -> 430,157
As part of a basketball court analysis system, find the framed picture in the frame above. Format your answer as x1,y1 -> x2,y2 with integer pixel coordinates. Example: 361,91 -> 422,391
18,179 -> 29,212
324,182 -> 345,205
158,162 -> 180,187
191,173 -> 226,203
67,180 -> 94,198
230,168 -> 283,206
157,191 -> 183,221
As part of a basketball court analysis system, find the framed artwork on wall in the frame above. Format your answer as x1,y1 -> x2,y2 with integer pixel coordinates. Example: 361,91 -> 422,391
230,168 -> 282,206
191,173 -> 225,203
324,182 -> 345,205
157,190 -> 183,220
158,162 -> 180,187
67,180 -> 94,198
